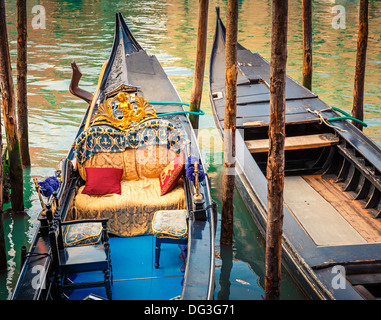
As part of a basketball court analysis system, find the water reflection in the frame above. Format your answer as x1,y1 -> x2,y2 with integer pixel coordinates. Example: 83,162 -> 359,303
217,245 -> 234,300
1,0 -> 380,299
210,160 -> 306,300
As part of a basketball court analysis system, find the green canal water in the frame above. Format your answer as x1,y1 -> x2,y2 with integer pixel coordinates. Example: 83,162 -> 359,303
1,0 -> 380,300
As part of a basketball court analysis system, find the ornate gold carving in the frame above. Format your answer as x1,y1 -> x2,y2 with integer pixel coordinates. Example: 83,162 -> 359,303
92,91 -> 157,131
106,84 -> 139,98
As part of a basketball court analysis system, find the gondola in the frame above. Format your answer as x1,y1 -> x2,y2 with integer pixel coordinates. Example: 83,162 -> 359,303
12,12 -> 215,300
209,9 -> 381,300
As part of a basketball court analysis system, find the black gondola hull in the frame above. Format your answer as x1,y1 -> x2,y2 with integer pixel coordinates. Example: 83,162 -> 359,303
12,13 -> 215,300
209,10 -> 381,300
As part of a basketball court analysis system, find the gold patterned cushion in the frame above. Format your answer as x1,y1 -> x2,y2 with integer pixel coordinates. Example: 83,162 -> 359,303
78,148 -> 139,181
64,222 -> 103,247
78,146 -> 177,181
74,178 -> 186,237
136,145 -> 177,179
120,148 -> 140,180
152,210 -> 188,239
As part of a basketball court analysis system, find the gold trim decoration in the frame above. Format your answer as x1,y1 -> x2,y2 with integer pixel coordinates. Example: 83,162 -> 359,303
105,84 -> 139,98
92,91 -> 157,131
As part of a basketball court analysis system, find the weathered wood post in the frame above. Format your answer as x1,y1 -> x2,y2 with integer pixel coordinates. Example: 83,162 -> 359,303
265,0 -> 288,300
17,0 -> 31,167
302,0 -> 312,90
220,0 -> 238,246
0,0 -> 25,213
189,0 -> 209,130
352,0 -> 368,131
0,147 -> 5,272
0,1 -> 6,271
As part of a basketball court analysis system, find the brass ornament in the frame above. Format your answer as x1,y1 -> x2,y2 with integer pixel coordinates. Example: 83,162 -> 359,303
92,91 -> 157,130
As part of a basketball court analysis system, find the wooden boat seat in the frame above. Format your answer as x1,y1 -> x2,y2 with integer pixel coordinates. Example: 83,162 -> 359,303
48,216 -> 112,299
152,210 -> 188,268
74,145 -> 186,237
245,133 -> 339,153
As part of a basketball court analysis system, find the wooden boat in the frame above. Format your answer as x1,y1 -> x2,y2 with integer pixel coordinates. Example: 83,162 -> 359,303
209,10 -> 381,300
12,12 -> 215,300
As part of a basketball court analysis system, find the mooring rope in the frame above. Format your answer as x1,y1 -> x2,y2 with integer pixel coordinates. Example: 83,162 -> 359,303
306,107 -> 347,132
148,101 -> 205,117
306,106 -> 368,133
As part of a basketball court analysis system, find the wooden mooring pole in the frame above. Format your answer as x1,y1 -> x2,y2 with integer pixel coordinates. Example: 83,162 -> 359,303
0,0 -> 6,272
17,0 -> 31,167
352,0 -> 368,131
0,0 -> 25,213
302,0 -> 312,91
189,0 -> 209,130
220,1 -> 238,246
0,147 -> 5,272
265,0 -> 288,300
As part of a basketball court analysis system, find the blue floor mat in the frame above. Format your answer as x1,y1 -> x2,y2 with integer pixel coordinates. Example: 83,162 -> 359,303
65,235 -> 185,300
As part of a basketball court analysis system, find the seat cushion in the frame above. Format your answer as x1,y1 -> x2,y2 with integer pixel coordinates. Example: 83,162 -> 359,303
82,167 -> 123,195
152,210 -> 188,239
78,149 -> 139,181
64,222 -> 103,247
159,152 -> 185,195
74,178 -> 186,237
78,146 -> 178,181
136,145 -> 177,179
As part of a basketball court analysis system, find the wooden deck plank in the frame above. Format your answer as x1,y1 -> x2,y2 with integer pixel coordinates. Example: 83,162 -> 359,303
246,133 -> 339,153
303,175 -> 381,243
284,176 -> 367,246
220,111 -> 320,128
239,117 -> 319,128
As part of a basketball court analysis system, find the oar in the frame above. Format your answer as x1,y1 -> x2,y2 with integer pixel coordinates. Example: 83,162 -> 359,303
84,59 -> 109,130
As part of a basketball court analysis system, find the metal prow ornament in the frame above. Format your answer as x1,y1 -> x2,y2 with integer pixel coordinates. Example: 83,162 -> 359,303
193,161 -> 203,202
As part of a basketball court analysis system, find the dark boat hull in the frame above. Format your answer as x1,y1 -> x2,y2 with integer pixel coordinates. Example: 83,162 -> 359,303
12,13 -> 215,300
209,11 -> 381,300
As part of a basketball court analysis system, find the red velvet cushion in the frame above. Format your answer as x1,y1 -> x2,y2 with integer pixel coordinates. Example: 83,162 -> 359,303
82,167 -> 123,196
159,152 -> 185,196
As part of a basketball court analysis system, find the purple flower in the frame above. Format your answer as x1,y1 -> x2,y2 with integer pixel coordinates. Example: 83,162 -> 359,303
38,173 -> 60,197
185,156 -> 205,183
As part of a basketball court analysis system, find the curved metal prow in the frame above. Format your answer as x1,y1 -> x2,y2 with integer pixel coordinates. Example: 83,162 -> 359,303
117,12 -> 143,52
69,13 -> 143,105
